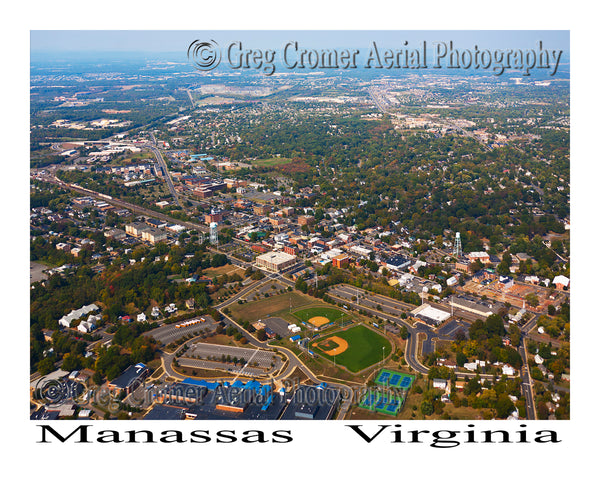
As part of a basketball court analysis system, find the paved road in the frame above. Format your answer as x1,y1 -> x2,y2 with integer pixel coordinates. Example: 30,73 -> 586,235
519,340 -> 537,420
148,133 -> 181,207
34,169 -> 541,418
328,285 -> 503,382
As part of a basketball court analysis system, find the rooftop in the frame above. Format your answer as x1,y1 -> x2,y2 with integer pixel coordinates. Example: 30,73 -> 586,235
411,304 -> 451,324
109,363 -> 148,390
255,250 -> 296,265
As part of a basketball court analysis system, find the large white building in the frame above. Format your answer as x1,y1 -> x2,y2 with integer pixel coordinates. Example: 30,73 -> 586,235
255,251 -> 297,273
411,304 -> 451,325
58,304 -> 99,328
349,245 -> 373,258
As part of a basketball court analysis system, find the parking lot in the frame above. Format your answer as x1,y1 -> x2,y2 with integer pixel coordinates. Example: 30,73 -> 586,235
185,343 -> 275,367
30,261 -> 48,284
177,357 -> 267,377
184,343 -> 281,371
437,319 -> 469,339
147,316 -> 217,345
262,316 -> 292,338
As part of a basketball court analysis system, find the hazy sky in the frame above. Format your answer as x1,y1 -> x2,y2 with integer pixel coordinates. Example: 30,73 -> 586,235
30,30 -> 569,54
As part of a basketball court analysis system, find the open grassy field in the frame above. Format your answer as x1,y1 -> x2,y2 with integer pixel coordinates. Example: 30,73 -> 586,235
227,291 -> 314,324
311,325 -> 392,373
252,157 -> 293,167
203,264 -> 245,279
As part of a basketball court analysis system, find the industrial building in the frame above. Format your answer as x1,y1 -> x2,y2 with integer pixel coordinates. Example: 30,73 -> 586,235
144,380 -> 341,420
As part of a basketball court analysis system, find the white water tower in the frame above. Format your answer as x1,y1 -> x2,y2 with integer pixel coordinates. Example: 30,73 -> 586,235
453,232 -> 462,258
209,222 -> 218,247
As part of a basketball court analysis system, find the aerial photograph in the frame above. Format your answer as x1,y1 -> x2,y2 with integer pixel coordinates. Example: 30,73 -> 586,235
29,30 -> 571,423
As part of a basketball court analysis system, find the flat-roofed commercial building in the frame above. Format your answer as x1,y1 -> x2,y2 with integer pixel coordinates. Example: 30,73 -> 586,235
411,304 -> 451,325
448,296 -> 496,317
297,215 -> 315,226
332,254 -> 350,268
255,251 -> 297,273
125,222 -> 151,237
141,227 -> 168,244
467,251 -> 490,263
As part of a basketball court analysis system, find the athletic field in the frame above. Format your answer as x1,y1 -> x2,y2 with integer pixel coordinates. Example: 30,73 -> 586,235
359,390 -> 404,416
293,306 -> 348,328
310,324 -> 391,373
374,369 -> 415,390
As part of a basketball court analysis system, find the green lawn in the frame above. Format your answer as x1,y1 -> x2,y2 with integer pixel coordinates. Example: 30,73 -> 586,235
311,325 -> 392,373
252,157 -> 293,167
292,306 -> 347,323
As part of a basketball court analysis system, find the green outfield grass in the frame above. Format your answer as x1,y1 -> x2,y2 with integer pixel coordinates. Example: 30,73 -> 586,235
292,306 -> 347,323
310,324 -> 392,373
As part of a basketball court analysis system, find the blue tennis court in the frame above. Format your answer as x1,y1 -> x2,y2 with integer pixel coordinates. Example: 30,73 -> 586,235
361,393 -> 377,408
375,369 -> 415,390
385,399 -> 399,414
358,389 -> 403,416
400,376 -> 413,388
